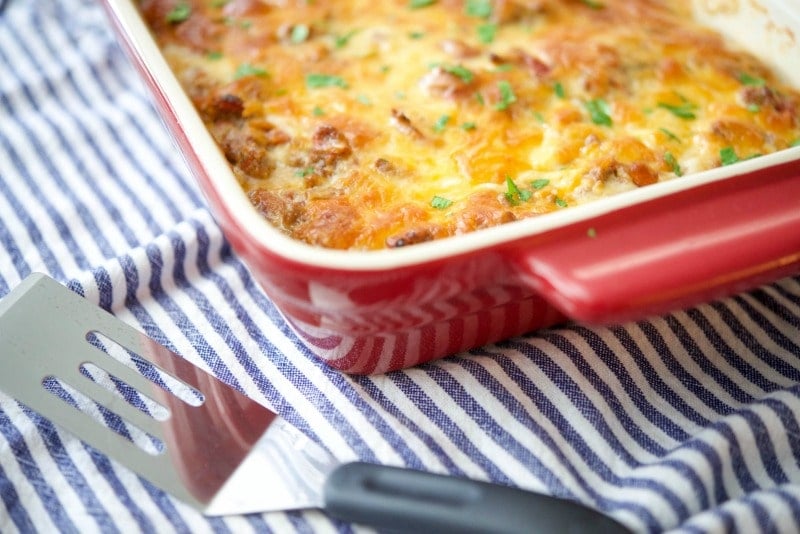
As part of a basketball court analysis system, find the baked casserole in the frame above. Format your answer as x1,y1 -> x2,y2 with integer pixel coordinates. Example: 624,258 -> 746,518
139,0 -> 800,250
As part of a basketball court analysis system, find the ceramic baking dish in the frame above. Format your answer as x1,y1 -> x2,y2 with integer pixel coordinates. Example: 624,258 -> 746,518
101,0 -> 800,374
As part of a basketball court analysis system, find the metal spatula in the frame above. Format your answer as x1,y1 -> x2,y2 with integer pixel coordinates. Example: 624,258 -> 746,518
0,273 -> 632,533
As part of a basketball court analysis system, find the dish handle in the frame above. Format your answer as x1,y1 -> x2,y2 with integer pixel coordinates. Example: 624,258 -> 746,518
512,159 -> 800,325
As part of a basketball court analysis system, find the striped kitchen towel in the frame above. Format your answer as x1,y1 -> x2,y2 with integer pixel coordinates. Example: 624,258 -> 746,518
1,1 -> 800,532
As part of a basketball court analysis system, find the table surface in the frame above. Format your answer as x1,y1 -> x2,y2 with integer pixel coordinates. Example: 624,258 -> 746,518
2,1 -> 800,532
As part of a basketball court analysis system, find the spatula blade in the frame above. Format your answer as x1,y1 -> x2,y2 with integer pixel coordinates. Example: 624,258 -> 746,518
0,273 -> 336,515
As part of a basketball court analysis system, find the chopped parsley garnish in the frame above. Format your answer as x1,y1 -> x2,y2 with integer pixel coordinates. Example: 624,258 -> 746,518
746,104 -> 760,113
295,167 -> 315,177
312,106 -> 325,116
207,51 -> 223,60
555,197 -> 568,208
290,24 -> 310,44
495,81 -> 516,110
587,227 -> 597,238
409,0 -> 437,8
505,176 -> 532,205
791,139 -> 800,147
465,0 -> 492,18
306,73 -> 348,89
408,31 -> 426,39
664,152 -> 682,176
433,114 -> 450,132
357,94 -> 372,105
210,0 -> 228,7
234,63 -> 268,79
461,121 -> 477,130
477,23 -> 497,44
165,3 -> 191,23
553,81 -> 565,99
581,0 -> 604,8
585,99 -> 612,126
531,178 -> 550,190
738,72 -> 766,87
657,101 -> 696,119
431,195 -> 453,209
442,64 -> 474,83
334,30 -> 358,48
659,127 -> 680,143
720,146 -> 739,165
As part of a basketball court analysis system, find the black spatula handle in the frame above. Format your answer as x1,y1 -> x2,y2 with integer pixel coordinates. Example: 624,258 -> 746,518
323,462 -> 632,534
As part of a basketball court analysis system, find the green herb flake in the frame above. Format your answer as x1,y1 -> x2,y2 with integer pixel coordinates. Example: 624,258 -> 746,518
465,0 -> 492,18
290,24 -> 310,44
587,227 -> 597,238
357,94 -> 372,105
554,197 -> 568,208
431,195 -> 453,209
581,0 -> 604,8
334,30 -> 358,48
495,81 -> 517,111
234,63 -> 268,79
791,139 -> 800,147
746,104 -> 760,113
738,72 -> 766,87
531,178 -> 550,190
207,51 -> 224,61
408,31 -> 426,39
475,92 -> 485,106
294,167 -> 315,178
166,3 -> 191,23
312,106 -> 325,116
657,101 -> 696,120
585,99 -> 612,126
659,127 -> 680,143
504,176 -> 531,205
476,23 -> 497,44
553,81 -> 565,99
461,121 -> 477,130
433,114 -> 450,132
409,0 -> 437,8
306,73 -> 348,89
443,64 -> 474,83
664,152 -> 682,176
210,0 -> 228,7
720,146 -> 739,166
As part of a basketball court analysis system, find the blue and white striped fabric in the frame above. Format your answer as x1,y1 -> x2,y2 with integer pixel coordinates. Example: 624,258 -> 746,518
2,1 -> 800,532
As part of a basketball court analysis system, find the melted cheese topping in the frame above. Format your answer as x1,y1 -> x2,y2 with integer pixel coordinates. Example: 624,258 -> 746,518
141,0 -> 800,250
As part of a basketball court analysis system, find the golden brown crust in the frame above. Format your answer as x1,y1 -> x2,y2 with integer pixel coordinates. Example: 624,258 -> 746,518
143,0 -> 800,250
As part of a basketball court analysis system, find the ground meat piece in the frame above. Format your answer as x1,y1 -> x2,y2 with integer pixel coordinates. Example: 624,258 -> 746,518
439,39 -> 480,59
419,66 -> 474,100
235,139 -> 274,179
310,125 -> 352,171
386,227 -> 436,248
249,189 -> 303,228
209,94 -> 244,121
390,109 -> 426,140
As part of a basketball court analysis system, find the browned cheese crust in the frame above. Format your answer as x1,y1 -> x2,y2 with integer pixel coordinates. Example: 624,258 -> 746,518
141,0 -> 800,250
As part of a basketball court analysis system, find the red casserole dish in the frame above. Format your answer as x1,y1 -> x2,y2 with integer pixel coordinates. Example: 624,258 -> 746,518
102,0 -> 800,374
